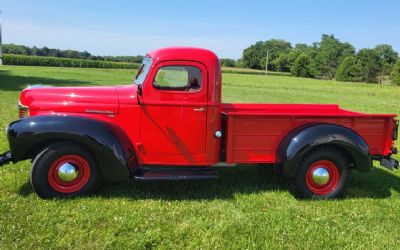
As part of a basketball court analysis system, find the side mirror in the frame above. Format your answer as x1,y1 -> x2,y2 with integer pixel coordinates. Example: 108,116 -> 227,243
138,84 -> 143,96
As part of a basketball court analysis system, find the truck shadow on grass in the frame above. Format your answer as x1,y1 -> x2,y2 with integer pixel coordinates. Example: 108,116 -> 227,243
18,165 -> 400,200
0,69 -> 95,91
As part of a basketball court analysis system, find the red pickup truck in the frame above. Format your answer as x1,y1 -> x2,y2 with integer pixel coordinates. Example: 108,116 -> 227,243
0,47 -> 398,199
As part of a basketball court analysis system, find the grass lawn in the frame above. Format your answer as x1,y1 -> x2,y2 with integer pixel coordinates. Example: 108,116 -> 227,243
0,65 -> 400,249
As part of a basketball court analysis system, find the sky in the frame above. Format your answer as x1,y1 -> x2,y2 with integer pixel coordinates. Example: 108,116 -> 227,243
1,0 -> 399,59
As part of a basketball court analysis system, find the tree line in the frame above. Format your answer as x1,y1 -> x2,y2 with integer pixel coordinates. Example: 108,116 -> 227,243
238,34 -> 400,84
3,39 -> 400,85
2,44 -> 144,63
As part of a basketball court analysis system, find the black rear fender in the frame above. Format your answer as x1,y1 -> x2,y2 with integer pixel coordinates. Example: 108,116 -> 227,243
6,116 -> 137,180
277,124 -> 371,178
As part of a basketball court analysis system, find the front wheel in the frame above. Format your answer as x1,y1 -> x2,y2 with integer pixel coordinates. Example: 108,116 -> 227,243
30,143 -> 101,199
294,147 -> 350,199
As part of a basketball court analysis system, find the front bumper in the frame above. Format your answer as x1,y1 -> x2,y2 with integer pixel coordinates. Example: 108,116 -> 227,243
380,157 -> 399,170
0,151 -> 13,167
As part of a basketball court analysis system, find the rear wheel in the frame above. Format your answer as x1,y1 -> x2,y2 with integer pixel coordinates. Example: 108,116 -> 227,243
30,143 -> 101,199
295,147 -> 350,199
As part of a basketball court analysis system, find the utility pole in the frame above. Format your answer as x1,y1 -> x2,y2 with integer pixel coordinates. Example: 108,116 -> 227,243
0,11 -> 2,65
265,51 -> 269,75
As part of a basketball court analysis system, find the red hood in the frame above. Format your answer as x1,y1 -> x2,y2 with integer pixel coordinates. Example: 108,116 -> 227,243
20,85 -> 138,115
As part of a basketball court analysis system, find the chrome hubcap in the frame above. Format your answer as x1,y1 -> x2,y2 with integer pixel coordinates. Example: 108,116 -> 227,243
57,163 -> 79,182
312,167 -> 330,186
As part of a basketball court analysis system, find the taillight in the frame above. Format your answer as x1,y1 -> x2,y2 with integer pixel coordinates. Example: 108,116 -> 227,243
393,120 -> 399,140
18,102 -> 29,118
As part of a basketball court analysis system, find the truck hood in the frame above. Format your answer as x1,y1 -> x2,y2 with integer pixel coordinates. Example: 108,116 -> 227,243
20,85 -> 138,114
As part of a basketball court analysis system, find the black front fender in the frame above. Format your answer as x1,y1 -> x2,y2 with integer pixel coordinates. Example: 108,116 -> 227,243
6,116 -> 136,180
277,124 -> 372,178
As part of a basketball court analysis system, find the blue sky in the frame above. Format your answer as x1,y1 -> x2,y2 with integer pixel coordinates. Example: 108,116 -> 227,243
1,0 -> 399,59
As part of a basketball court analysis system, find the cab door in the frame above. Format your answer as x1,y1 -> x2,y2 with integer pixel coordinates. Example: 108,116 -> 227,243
139,61 -> 208,165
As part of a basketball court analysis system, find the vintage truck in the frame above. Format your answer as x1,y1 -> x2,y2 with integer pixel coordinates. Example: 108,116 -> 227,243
0,47 -> 398,199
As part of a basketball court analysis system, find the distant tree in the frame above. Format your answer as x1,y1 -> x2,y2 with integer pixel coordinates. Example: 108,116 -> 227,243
335,56 -> 362,82
48,48 -> 61,57
220,58 -> 237,67
272,48 -> 312,73
31,46 -> 40,56
357,48 -> 382,83
313,34 -> 355,79
291,53 -> 314,78
271,53 -> 290,72
81,51 -> 91,59
375,44 -> 398,66
374,44 -> 398,79
287,49 -> 304,64
1,43 -> 146,63
295,43 -> 309,51
242,41 -> 265,69
391,61 -> 400,85
263,39 -> 292,70
236,59 -> 245,68
3,44 -> 32,55
242,39 -> 292,70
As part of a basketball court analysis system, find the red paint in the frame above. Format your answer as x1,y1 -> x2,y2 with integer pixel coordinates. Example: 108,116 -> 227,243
223,103 -> 396,163
48,155 -> 91,193
306,160 -> 340,195
19,47 -> 398,167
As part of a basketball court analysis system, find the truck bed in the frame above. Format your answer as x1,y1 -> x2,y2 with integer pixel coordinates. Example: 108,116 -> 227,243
222,103 -> 397,164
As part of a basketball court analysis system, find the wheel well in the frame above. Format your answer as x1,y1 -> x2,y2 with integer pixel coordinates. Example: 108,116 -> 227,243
27,139 -> 132,181
27,139 -> 99,167
303,144 -> 355,169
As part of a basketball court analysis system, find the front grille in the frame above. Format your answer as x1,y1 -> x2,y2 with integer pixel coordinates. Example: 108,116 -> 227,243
18,102 -> 29,118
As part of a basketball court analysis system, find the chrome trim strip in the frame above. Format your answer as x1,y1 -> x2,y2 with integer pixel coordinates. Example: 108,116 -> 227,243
85,109 -> 115,115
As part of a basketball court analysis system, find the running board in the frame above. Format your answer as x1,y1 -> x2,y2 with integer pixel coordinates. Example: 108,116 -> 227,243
134,167 -> 219,181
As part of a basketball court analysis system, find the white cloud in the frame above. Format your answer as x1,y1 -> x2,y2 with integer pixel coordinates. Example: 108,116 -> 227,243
2,18 -> 251,59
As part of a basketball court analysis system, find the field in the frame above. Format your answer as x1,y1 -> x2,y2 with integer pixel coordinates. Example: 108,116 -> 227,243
1,65 -> 400,249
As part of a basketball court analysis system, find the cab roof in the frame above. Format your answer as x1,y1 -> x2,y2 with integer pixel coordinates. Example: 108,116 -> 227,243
148,47 -> 219,65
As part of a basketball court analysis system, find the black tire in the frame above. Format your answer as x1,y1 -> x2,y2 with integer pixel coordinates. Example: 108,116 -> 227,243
30,142 -> 102,199
294,147 -> 350,199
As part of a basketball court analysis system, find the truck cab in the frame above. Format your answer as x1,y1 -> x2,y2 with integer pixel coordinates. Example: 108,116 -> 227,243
1,47 -> 398,200
135,48 -> 222,166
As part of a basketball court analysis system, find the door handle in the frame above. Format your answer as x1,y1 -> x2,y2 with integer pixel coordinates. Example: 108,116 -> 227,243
193,107 -> 205,112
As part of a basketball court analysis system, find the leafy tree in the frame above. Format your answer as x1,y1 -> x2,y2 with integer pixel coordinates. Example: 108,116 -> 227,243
3,44 -> 32,55
272,53 -> 290,72
242,41 -> 265,69
291,53 -> 314,78
313,34 -> 355,79
391,61 -> 400,85
357,48 -> 382,83
220,58 -> 237,67
242,39 -> 292,70
295,43 -> 309,51
335,56 -> 362,82
2,43 -> 144,63
236,59 -> 245,68
263,39 -> 292,69
374,44 -> 398,77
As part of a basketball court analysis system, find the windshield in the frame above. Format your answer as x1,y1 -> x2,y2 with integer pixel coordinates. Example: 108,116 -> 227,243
134,57 -> 153,86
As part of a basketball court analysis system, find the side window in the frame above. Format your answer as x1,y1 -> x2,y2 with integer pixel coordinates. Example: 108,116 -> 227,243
153,66 -> 202,91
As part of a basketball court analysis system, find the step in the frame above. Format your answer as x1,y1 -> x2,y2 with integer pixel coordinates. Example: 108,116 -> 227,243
134,167 -> 219,181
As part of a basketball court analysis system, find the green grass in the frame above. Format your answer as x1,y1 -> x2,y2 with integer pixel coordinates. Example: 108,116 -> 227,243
0,65 -> 400,249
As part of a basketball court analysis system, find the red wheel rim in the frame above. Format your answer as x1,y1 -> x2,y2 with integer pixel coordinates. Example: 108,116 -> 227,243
305,160 -> 340,195
48,155 -> 91,193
